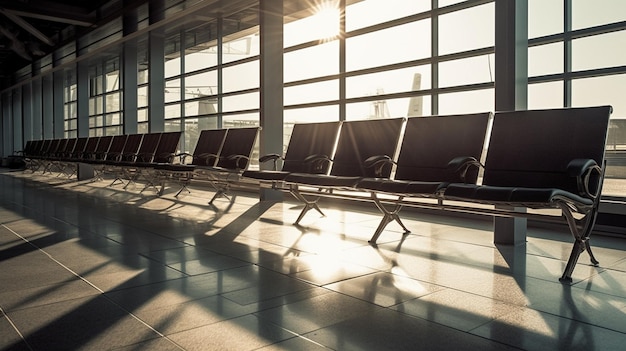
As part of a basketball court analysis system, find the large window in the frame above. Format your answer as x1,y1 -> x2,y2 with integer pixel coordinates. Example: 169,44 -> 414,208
528,0 -> 626,196
63,70 -> 77,138
88,56 -> 122,136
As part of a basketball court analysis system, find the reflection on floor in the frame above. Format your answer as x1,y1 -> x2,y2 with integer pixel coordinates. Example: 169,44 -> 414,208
1,169 -> 626,350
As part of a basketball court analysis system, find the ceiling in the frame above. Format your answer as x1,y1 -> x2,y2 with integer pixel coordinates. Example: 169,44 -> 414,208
0,0 -> 129,82
0,0 -> 349,86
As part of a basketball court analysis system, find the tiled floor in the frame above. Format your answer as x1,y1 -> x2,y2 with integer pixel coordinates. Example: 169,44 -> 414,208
1,169 -> 626,350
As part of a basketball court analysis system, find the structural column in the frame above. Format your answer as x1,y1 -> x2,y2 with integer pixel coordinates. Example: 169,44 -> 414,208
123,5 -> 139,135
148,0 -> 165,133
494,0 -> 528,245
259,0 -> 284,201
77,61 -> 90,137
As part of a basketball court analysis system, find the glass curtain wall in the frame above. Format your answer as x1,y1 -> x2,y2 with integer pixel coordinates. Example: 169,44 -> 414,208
528,0 -> 626,196
63,70 -> 78,138
162,3 -> 260,158
282,0 -> 495,154
88,56 -> 123,136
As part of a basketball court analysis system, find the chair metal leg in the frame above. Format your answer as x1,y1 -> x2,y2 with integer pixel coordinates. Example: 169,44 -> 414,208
289,187 -> 325,225
369,194 -> 411,244
557,202 -> 599,284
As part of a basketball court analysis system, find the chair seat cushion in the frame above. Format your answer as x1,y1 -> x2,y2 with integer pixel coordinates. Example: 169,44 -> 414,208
444,184 -> 593,208
243,170 -> 291,181
285,173 -> 361,188
154,164 -> 195,172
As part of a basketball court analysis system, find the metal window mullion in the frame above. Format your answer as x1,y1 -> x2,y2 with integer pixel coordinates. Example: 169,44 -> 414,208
217,17 -> 223,128
564,0 -> 572,107
339,0 -> 346,122
431,0 -> 439,115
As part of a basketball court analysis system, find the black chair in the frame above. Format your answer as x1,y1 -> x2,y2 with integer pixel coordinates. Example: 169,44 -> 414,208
243,121 -> 342,182
356,112 -> 492,243
102,134 -> 143,186
154,128 -> 228,197
195,127 -> 260,204
443,106 -> 612,282
284,117 -> 405,225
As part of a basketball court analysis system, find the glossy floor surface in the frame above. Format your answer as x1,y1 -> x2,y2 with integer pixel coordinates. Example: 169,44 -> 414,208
1,169 -> 626,350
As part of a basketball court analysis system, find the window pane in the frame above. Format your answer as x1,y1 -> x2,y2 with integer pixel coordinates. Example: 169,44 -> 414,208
573,0 -> 626,30
439,55 -> 494,88
165,79 -> 181,103
285,41 -> 339,82
223,113 -> 259,128
223,92 -> 259,112
224,34 -> 260,64
346,20 -> 430,71
528,42 -> 563,76
223,60 -> 259,93
165,104 -> 181,119
285,4 -> 340,47
572,74 -> 626,119
185,44 -> 218,73
185,71 -> 217,99
138,108 -> 148,122
138,86 -> 148,107
165,120 -> 181,132
347,96 -> 430,120
185,98 -> 217,117
284,105 -> 338,124
439,3 -> 494,55
105,92 -> 120,112
285,80 -> 338,105
528,82 -> 563,109
572,31 -> 626,71
528,0 -> 563,39
105,113 -> 121,126
347,66 -> 431,99
438,89 -> 493,115
345,0 -> 429,32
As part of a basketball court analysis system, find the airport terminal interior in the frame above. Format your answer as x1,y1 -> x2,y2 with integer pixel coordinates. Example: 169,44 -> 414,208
1,0 -> 626,350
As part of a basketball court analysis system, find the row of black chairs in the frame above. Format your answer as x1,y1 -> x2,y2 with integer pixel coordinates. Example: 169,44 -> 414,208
20,127 -> 260,200
243,106 -> 613,283
22,132 -> 182,192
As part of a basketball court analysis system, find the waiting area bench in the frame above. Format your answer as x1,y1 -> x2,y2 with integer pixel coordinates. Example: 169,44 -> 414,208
244,106 -> 613,283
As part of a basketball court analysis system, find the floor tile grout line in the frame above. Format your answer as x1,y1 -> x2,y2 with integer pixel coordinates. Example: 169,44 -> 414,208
0,304 -> 35,351
0,223 -> 187,350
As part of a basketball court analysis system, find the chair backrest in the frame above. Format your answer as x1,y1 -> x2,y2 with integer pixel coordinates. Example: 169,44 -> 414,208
46,139 -> 62,157
63,138 -> 78,158
38,139 -> 53,157
153,131 -> 182,163
282,121 -> 342,173
216,127 -> 260,169
394,113 -> 491,183
191,129 -> 227,166
72,137 -> 89,160
22,140 -> 33,154
135,133 -> 161,162
27,140 -> 42,157
330,118 -> 405,178
105,135 -> 129,161
89,136 -> 110,160
483,106 -> 612,194
120,134 -> 144,162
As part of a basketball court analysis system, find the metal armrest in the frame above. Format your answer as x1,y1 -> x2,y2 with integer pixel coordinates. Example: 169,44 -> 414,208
364,155 -> 395,177
227,154 -> 251,170
303,154 -> 331,173
447,156 -> 483,183
567,158 -> 602,198
195,153 -> 219,165
259,153 -> 282,171
175,152 -> 192,164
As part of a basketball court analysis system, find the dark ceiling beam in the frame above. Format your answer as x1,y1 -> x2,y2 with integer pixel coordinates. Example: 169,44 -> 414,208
0,9 -> 55,46
0,0 -> 95,27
